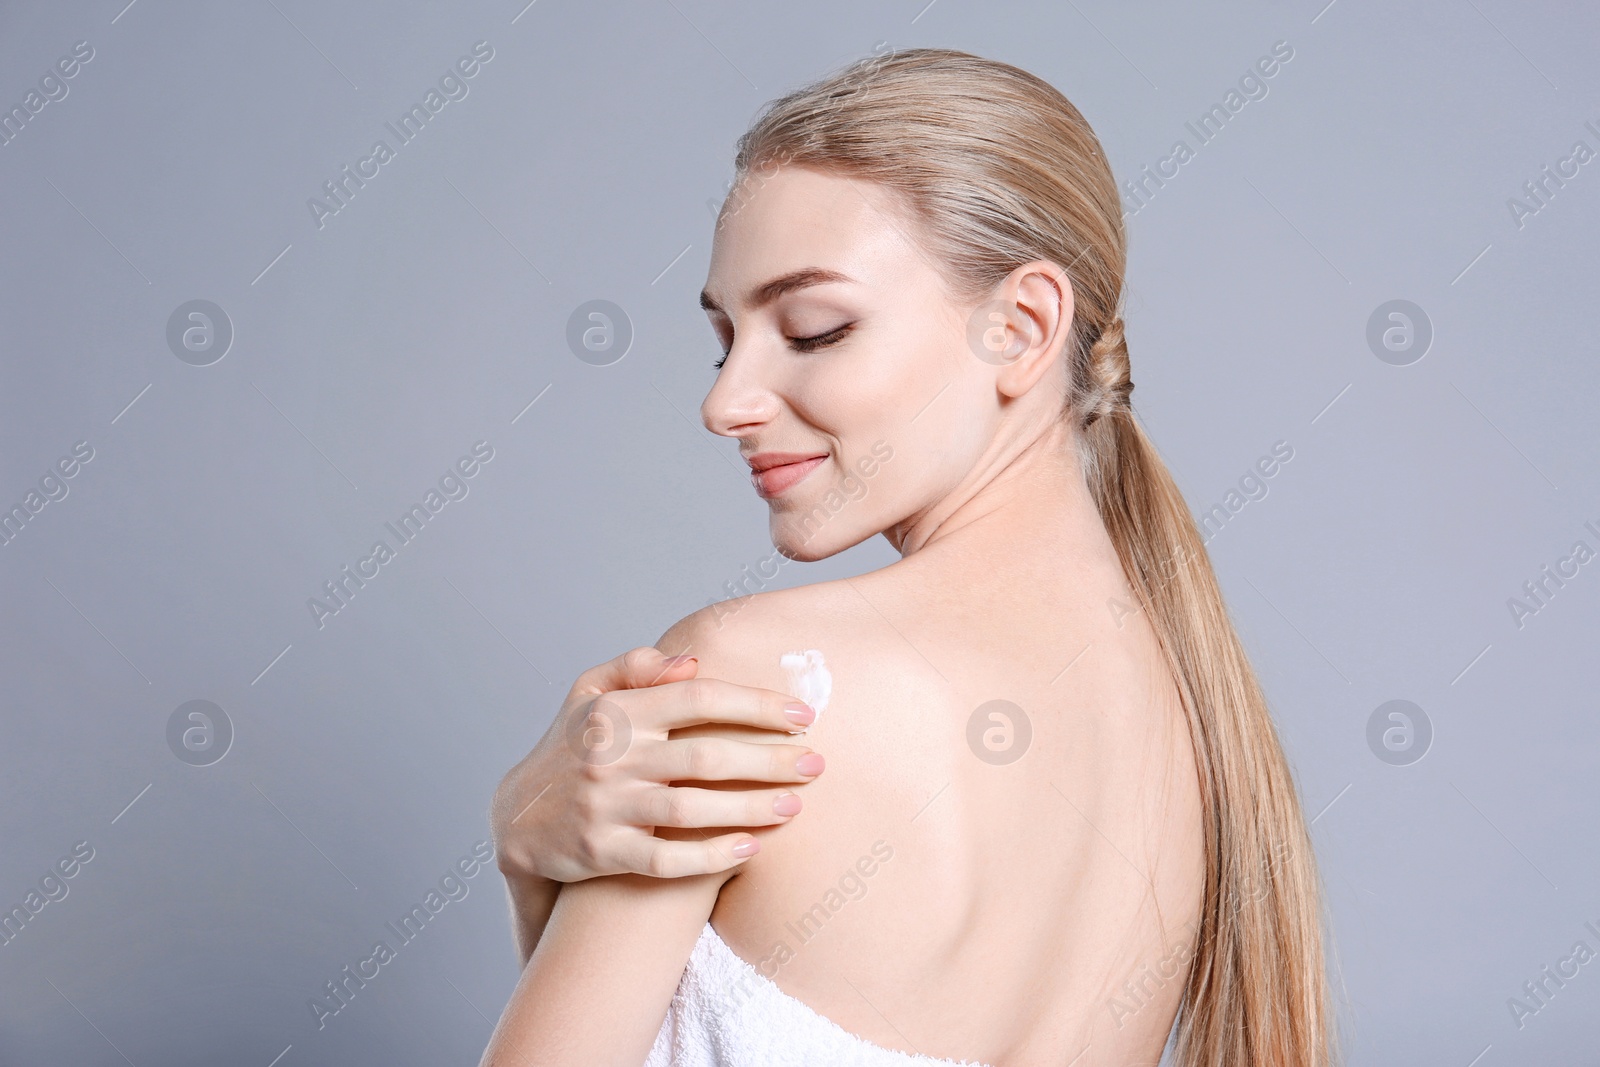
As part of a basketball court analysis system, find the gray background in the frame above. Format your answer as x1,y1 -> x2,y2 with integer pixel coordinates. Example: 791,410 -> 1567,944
1,0 -> 1596,1063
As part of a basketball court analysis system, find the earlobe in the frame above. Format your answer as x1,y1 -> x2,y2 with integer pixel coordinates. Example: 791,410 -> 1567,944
993,345 -> 1057,400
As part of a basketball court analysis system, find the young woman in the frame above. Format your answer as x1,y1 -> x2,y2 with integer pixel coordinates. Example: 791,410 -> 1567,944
483,47 -> 1333,1067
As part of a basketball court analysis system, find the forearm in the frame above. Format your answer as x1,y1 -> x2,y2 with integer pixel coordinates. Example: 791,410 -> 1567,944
481,871 -> 724,1067
504,873 -> 562,967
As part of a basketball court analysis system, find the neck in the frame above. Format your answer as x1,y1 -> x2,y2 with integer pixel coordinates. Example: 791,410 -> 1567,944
885,416 -> 1112,566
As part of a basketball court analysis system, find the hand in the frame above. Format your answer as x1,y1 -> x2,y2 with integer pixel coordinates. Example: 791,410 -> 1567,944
490,646 -> 825,886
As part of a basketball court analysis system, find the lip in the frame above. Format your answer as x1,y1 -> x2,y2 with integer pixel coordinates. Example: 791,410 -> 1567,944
746,452 -> 828,498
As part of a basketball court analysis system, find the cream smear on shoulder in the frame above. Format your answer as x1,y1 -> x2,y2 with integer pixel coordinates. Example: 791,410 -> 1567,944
780,649 -> 831,729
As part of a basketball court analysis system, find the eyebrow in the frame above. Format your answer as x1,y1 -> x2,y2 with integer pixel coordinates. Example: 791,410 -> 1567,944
699,267 -> 854,315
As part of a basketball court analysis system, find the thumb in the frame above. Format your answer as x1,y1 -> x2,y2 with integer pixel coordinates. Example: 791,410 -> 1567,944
639,647 -> 700,688
578,646 -> 698,696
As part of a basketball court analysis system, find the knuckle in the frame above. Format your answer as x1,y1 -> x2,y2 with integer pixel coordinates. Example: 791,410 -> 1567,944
643,847 -> 673,878
666,791 -> 697,828
622,646 -> 657,677
575,830 -> 603,866
684,739 -> 718,779
682,676 -> 717,710
648,790 -> 680,827
586,696 -> 634,745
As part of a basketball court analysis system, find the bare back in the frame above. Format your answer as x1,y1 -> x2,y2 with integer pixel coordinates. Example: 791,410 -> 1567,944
664,517 -> 1205,1067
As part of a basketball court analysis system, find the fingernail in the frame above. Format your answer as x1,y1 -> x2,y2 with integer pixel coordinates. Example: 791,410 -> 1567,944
795,752 -> 825,776
732,838 -> 760,858
773,792 -> 802,816
783,701 -> 815,725
663,655 -> 697,667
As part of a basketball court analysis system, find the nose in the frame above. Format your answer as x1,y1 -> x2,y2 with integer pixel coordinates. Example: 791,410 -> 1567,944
701,347 -> 781,439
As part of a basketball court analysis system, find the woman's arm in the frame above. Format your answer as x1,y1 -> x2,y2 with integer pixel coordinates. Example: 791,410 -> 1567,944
479,867 -> 730,1067
501,873 -> 561,967
481,610 -> 813,1064
491,645 -> 824,965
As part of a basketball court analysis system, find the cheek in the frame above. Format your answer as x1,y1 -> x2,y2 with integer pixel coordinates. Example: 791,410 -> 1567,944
778,341 -> 908,455
894,402 -> 987,495
828,322 -> 958,430
825,332 -> 985,489
769,316 -> 988,553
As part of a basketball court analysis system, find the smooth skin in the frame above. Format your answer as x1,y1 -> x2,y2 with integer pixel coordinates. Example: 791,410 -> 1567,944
482,165 -> 1205,1067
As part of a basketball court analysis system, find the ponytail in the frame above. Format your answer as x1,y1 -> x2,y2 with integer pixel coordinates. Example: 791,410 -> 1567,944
1077,324 -> 1331,1064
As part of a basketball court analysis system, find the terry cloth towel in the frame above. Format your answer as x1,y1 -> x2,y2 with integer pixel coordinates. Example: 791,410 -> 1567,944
644,922 -> 991,1067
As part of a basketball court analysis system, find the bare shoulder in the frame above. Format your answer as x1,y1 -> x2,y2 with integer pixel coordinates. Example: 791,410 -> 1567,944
657,578 -> 865,658
653,575 -> 956,774
656,576 -> 922,692
655,571 -> 968,817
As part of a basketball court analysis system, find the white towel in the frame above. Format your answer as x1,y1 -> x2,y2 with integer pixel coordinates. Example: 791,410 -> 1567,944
644,922 -> 991,1067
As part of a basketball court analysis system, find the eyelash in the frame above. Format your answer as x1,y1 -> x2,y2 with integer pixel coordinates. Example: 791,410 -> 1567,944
713,324 -> 853,369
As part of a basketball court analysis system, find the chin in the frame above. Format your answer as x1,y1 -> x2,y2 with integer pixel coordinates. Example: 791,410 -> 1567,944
769,527 -> 837,563
768,510 -> 861,562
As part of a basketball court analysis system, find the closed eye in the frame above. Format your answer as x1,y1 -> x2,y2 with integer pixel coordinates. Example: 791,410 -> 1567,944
712,323 -> 854,369
790,323 -> 853,353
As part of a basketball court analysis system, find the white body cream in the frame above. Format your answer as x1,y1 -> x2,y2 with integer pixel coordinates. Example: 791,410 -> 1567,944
780,649 -> 832,730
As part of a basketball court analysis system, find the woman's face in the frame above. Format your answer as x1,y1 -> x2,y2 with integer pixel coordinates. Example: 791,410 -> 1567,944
699,165 -> 1021,561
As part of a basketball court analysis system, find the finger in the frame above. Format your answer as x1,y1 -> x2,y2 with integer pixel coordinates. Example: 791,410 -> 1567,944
644,736 -> 825,784
574,646 -> 699,697
632,675 -> 818,734
633,784 -> 805,830
611,830 -> 762,879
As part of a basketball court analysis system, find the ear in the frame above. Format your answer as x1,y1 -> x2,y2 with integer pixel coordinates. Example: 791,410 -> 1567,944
970,260 -> 1075,399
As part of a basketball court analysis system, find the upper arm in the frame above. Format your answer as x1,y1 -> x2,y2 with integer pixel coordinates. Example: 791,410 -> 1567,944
480,870 -> 726,1067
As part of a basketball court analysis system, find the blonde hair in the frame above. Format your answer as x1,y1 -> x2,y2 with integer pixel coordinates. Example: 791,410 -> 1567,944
726,47 -> 1333,1066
